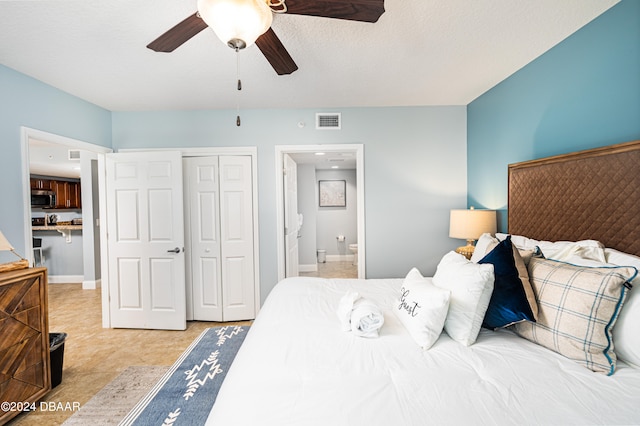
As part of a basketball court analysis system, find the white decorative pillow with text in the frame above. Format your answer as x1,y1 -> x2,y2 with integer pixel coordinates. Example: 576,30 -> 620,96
394,268 -> 450,350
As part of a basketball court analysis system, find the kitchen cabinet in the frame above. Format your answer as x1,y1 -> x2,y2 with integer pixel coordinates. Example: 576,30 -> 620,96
52,181 -> 67,209
67,181 -> 81,209
31,177 -> 81,209
0,267 -> 50,424
30,178 -> 52,190
52,181 -> 81,209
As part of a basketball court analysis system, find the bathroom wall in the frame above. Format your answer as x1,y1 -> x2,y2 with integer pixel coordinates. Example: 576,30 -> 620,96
315,169 -> 358,260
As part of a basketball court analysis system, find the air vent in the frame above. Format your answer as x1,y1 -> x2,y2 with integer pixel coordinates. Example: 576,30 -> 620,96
316,113 -> 341,130
68,149 -> 81,160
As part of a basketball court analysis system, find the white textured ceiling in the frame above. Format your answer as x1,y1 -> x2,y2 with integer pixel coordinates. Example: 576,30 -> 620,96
0,0 -> 619,112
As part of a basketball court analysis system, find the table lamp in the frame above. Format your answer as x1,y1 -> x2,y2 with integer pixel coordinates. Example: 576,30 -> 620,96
0,230 -> 29,272
449,208 -> 497,260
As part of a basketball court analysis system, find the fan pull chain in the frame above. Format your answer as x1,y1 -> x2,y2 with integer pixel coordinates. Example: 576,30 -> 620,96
236,47 -> 241,127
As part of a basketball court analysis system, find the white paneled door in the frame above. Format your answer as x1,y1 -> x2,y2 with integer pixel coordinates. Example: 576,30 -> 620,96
105,151 -> 186,330
184,155 -> 256,322
284,154 -> 299,277
185,156 -> 223,321
219,156 -> 255,321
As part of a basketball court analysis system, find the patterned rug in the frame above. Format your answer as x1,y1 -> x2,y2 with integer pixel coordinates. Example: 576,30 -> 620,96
63,366 -> 169,425
119,325 -> 249,426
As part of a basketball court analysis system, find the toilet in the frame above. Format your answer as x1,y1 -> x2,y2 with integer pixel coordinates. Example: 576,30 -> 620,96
349,244 -> 358,265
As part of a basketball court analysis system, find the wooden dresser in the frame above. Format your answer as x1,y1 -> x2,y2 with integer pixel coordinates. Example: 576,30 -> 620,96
0,267 -> 50,424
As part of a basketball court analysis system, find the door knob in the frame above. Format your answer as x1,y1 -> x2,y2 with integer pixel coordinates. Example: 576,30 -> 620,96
167,247 -> 181,253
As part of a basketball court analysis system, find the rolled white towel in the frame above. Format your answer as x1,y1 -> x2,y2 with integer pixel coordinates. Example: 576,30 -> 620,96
336,291 -> 360,332
350,298 -> 384,338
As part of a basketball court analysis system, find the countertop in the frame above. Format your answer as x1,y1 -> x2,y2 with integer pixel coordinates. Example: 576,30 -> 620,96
32,225 -> 82,231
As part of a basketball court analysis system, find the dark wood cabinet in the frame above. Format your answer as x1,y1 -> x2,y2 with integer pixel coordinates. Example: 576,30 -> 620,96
67,181 -> 81,210
0,267 -> 50,424
30,177 -> 81,209
30,178 -> 52,190
52,180 -> 68,209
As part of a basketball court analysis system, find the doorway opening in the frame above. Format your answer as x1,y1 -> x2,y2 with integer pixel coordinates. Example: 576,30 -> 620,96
20,127 -> 112,290
275,144 -> 365,281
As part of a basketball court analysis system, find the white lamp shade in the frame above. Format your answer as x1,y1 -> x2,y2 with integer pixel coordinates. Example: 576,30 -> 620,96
449,209 -> 497,240
197,0 -> 273,48
0,231 -> 14,252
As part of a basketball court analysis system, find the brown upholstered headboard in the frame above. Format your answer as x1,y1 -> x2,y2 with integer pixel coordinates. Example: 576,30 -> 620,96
508,140 -> 640,257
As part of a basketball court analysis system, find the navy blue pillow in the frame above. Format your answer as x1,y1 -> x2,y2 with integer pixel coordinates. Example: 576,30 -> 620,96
479,236 -> 535,329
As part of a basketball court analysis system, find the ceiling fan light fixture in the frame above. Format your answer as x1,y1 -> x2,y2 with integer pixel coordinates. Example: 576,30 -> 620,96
197,0 -> 273,49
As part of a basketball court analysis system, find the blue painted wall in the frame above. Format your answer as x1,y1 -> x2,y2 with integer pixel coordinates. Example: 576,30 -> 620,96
0,64 -> 112,260
467,0 -> 640,231
112,106 -> 467,300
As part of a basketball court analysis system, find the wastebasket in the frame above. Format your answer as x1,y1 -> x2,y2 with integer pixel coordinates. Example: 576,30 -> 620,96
49,332 -> 67,388
317,249 -> 326,263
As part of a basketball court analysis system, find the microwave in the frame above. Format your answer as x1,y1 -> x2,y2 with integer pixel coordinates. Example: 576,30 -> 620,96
31,189 -> 56,208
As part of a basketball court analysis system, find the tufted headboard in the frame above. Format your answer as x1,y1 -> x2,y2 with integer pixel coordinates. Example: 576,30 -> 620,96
508,140 -> 640,257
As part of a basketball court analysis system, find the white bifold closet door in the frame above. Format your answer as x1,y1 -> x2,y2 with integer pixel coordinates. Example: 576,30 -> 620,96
184,156 -> 255,322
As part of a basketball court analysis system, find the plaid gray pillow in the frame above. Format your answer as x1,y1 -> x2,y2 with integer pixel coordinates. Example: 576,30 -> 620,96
514,258 -> 637,375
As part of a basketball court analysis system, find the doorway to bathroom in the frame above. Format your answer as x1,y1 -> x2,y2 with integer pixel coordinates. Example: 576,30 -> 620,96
275,145 -> 365,281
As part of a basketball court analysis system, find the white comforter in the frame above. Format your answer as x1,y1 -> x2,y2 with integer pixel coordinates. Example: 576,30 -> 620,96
206,277 -> 640,426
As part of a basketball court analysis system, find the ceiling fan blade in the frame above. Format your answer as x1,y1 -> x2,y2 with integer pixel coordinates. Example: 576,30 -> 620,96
255,28 -> 299,75
147,12 -> 209,52
283,0 -> 385,23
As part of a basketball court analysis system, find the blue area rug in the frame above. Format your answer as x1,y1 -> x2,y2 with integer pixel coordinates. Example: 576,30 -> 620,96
119,325 -> 249,426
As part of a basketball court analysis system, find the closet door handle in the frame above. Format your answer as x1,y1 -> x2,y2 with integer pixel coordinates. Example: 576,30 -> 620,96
167,247 -> 181,253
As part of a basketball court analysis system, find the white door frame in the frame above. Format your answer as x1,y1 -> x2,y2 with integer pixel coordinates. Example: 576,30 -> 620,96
283,154 -> 299,278
101,147 -> 260,327
20,126 -> 112,280
275,144 -> 365,281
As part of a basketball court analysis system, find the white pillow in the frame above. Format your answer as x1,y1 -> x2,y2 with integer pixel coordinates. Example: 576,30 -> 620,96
496,233 -> 604,260
394,268 -> 450,350
432,251 -> 495,346
545,241 -> 606,265
470,233 -> 498,263
605,248 -> 640,368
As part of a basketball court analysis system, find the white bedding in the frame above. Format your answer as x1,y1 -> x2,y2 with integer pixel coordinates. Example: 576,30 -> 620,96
206,277 -> 640,426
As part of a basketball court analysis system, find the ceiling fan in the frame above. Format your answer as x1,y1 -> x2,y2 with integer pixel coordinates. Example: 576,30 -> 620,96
147,0 -> 386,75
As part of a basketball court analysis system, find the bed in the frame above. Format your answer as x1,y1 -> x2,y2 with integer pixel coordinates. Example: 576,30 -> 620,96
205,141 -> 640,426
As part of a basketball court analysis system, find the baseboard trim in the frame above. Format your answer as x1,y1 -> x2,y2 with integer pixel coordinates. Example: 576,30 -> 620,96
49,275 -> 84,284
82,278 -> 102,290
325,254 -> 355,262
299,264 -> 318,272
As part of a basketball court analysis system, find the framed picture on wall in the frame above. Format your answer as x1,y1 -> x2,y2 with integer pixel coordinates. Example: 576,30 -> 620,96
319,180 -> 346,207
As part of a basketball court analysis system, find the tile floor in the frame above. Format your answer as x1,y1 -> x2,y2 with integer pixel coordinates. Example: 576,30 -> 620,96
299,260 -> 358,279
8,284 -> 249,426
